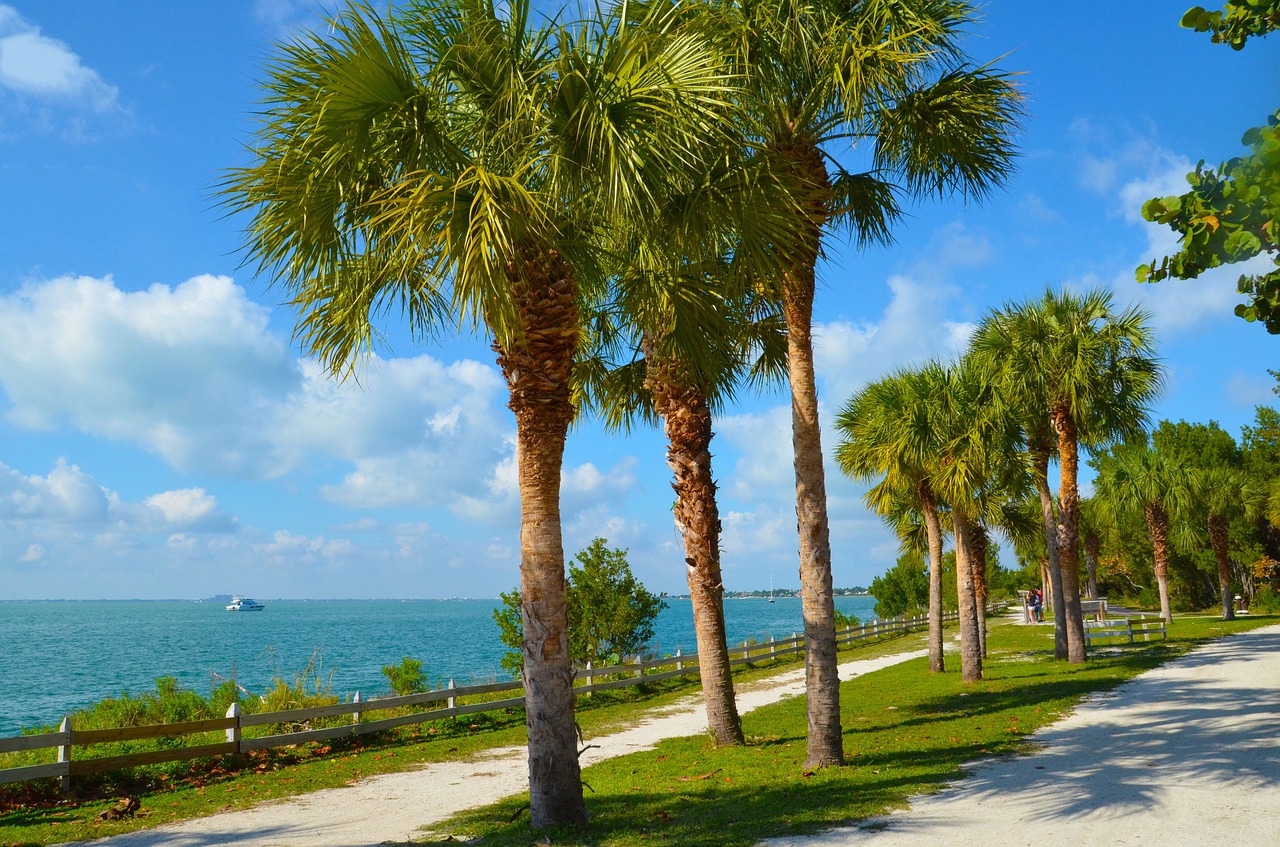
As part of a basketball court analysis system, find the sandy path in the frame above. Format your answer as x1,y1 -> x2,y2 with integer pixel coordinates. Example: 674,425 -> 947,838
764,623 -> 1280,847
74,648 -> 927,846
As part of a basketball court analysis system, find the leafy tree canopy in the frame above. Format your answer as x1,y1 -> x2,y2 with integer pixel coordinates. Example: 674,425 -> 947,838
869,553 -> 930,620
1152,419 -> 1242,470
494,538 -> 667,674
1138,3 -> 1279,331
1241,405 -> 1280,478
1182,0 -> 1280,48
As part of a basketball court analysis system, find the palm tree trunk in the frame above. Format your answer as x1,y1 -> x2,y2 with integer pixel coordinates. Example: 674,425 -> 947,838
1084,529 -> 1100,601
495,259 -> 586,828
1050,407 -> 1087,664
1031,447 -> 1068,658
645,346 -> 744,746
1209,512 -> 1234,621
972,524 -> 990,658
780,141 -> 843,769
1144,502 -> 1174,625
951,505 -> 983,682
919,482 -> 945,673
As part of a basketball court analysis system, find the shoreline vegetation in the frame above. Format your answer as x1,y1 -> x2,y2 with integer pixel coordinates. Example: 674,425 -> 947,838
3,612 -> 1274,846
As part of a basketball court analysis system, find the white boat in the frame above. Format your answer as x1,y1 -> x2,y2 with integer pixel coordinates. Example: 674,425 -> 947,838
226,596 -> 265,611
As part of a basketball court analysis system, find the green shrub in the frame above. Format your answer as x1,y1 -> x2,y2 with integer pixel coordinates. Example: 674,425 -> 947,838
833,609 -> 861,629
382,657 -> 427,696
1252,587 -> 1280,614
495,538 -> 666,674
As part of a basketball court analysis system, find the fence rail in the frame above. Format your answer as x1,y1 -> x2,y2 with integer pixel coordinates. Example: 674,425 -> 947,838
0,608 -> 969,791
1083,616 -> 1167,645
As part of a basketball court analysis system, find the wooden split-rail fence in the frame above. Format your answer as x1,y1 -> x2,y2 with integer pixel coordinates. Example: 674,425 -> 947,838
1083,616 -> 1167,646
0,609 -> 965,792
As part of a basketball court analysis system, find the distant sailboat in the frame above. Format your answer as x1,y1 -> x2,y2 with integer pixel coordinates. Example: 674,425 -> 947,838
769,576 -> 776,603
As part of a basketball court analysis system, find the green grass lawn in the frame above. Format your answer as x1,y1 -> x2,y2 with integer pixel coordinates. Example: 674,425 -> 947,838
1,614 -> 1272,846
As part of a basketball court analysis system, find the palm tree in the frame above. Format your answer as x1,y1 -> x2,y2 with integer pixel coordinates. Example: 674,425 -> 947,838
1151,420 -> 1246,620
221,0 -> 738,826
582,271 -> 789,746
836,364 -> 951,675
970,288 -> 1160,663
1195,467 -> 1247,620
1094,439 -> 1192,625
1079,496 -> 1104,601
970,309 -> 1069,657
840,359 -> 1002,682
684,0 -> 1020,767
971,479 -> 1037,657
930,360 -> 1022,681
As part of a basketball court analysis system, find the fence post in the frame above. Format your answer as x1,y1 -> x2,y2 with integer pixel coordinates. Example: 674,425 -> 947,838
447,679 -> 456,710
742,640 -> 749,661
769,636 -> 776,660
585,660 -> 593,689
635,656 -> 643,679
57,716 -> 71,796
352,692 -> 362,725
675,650 -> 682,672
225,702 -> 241,752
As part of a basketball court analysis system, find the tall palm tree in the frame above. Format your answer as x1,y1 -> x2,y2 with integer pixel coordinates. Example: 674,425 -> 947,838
971,480 -> 1037,656
836,364 -> 952,675
684,0 -> 1021,767
221,0 -> 739,826
840,358 -> 1002,682
972,313 -> 1065,654
1094,439 -> 1193,626
929,359 -> 1021,681
970,288 -> 1160,663
581,271 -> 789,746
1152,420 -> 1246,620
1195,466 -> 1247,620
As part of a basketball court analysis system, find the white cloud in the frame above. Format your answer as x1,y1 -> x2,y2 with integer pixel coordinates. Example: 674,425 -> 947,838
145,488 -> 237,532
19,543 -> 44,562
0,458 -> 109,522
253,0 -> 316,30
0,274 -> 299,476
0,274 -> 534,522
0,458 -> 237,534
813,275 -> 975,405
0,6 -> 119,112
1226,372 -> 1277,407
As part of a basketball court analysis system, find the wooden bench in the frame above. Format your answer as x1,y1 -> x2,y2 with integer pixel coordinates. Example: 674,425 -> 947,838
1084,616 -> 1166,646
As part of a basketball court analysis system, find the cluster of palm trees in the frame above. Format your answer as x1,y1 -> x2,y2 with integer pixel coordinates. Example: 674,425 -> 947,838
221,0 -> 1020,828
836,288 -> 1163,681
1089,414 -> 1280,624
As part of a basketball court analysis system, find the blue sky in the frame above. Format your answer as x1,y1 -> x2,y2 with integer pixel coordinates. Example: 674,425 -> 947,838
1,1 -> 1276,600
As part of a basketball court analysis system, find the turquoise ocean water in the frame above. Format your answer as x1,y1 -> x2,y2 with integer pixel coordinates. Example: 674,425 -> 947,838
0,595 -> 878,736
